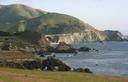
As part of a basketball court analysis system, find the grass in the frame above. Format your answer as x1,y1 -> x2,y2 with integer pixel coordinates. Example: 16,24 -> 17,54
0,67 -> 128,82
0,75 -> 19,82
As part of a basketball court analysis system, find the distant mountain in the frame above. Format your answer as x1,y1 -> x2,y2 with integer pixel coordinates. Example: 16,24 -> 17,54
0,4 -> 125,43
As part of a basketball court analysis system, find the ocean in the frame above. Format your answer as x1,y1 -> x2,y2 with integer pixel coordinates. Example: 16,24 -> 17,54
54,41 -> 128,76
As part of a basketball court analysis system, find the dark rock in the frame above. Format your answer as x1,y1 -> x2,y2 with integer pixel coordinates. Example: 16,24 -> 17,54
23,61 -> 41,70
74,68 -> 93,73
84,68 -> 93,73
74,68 -> 84,72
48,42 -> 77,53
33,50 -> 51,56
78,47 -> 91,52
41,56 -> 71,71
95,64 -> 98,66
3,60 -> 41,70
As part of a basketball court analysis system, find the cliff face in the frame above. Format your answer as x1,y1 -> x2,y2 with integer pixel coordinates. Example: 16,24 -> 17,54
104,30 -> 124,41
45,30 -> 125,43
45,31 -> 107,44
124,36 -> 128,40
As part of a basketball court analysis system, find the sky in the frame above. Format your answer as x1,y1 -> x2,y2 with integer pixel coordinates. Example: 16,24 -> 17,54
0,0 -> 128,35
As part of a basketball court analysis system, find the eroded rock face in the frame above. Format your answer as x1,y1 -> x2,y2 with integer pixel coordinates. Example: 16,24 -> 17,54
45,30 -> 125,43
45,31 -> 107,44
104,30 -> 124,41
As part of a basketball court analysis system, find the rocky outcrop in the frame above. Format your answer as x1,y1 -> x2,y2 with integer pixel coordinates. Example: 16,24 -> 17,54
73,68 -> 93,73
47,42 -> 76,53
0,60 -> 41,69
124,36 -> 128,40
41,56 -> 71,71
104,30 -> 124,41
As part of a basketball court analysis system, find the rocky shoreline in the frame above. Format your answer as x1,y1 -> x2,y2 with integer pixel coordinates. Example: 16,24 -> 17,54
0,54 -> 93,73
0,42 -> 95,73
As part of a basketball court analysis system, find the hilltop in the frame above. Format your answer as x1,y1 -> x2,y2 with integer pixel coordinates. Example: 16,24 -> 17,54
0,4 -> 45,31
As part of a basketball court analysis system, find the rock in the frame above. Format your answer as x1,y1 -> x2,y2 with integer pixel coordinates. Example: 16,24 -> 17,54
41,56 -> 71,71
74,68 -> 84,72
47,46 -> 55,52
23,61 -> 41,70
84,68 -> 93,73
104,30 -> 124,41
78,47 -> 91,52
45,32 -> 107,44
73,68 -> 93,73
33,50 -> 52,57
1,60 -> 41,70
48,42 -> 77,53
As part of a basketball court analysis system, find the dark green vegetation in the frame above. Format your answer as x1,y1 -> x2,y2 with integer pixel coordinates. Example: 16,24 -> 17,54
15,31 -> 42,44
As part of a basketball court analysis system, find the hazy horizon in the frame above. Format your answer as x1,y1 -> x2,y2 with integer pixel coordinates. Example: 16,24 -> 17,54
0,0 -> 128,35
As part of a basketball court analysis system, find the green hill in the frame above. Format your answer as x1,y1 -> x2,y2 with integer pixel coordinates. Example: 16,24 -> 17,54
0,4 -> 45,31
0,4 -> 101,34
23,13 -> 94,34
0,4 -> 124,42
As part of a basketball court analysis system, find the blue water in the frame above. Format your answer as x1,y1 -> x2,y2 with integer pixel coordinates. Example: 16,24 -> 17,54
55,41 -> 128,76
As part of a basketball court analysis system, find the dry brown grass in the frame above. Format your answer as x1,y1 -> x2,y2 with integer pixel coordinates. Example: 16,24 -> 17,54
0,51 -> 35,63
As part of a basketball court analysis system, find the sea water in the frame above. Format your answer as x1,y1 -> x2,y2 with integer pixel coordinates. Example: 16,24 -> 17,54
55,41 -> 128,76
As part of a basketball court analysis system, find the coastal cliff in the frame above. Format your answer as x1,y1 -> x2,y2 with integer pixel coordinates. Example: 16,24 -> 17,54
45,31 -> 107,43
45,30 -> 125,43
104,30 -> 124,41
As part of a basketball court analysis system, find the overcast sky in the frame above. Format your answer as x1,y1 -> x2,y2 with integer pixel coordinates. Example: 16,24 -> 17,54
0,0 -> 128,35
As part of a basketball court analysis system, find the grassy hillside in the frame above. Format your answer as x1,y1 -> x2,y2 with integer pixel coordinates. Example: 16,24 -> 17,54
0,4 -> 45,31
25,13 -> 89,34
0,67 -> 127,82
0,4 -> 100,35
